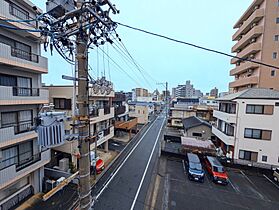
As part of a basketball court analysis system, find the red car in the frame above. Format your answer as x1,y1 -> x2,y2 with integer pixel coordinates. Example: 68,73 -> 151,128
204,156 -> 228,185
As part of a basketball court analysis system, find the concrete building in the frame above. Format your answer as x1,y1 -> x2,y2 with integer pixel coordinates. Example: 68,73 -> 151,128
0,1 -> 50,208
212,88 -> 279,169
47,85 -> 115,168
128,102 -> 154,125
132,88 -> 149,101
230,0 -> 279,92
174,81 -> 203,98
182,116 -> 212,141
200,96 -> 218,108
210,87 -> 219,98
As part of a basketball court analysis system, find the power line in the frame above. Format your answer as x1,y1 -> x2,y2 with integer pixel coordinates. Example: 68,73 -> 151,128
116,22 -> 279,70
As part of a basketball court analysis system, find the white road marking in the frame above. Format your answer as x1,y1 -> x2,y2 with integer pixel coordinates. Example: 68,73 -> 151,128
240,170 -> 265,200
228,178 -> 240,193
263,174 -> 279,190
130,117 -> 166,210
95,117 -> 159,200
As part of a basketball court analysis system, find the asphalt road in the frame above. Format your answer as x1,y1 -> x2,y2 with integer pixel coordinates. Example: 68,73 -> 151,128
92,114 -> 166,210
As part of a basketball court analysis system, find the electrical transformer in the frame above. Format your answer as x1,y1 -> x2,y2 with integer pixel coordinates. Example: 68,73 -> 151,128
46,0 -> 76,18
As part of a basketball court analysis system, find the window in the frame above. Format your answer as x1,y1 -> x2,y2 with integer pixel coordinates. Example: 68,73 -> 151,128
246,105 -> 274,115
262,155 -> 267,162
53,98 -> 71,110
9,2 -> 29,20
273,52 -> 278,59
239,150 -> 258,161
271,70 -> 276,77
276,18 -> 279,24
192,132 -> 202,137
275,35 -> 279,41
244,128 -> 272,140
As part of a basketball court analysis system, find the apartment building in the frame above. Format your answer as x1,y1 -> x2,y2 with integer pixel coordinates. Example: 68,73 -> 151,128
212,88 -> 279,169
47,85 -> 115,169
128,102 -> 154,124
132,88 -> 149,101
230,0 -> 279,92
210,87 -> 219,98
0,0 -> 50,208
173,81 -> 203,98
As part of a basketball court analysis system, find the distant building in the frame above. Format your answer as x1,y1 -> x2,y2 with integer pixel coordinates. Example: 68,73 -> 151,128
125,92 -> 133,102
200,96 -> 218,108
210,87 -> 218,98
230,0 -> 279,92
174,81 -> 203,98
128,102 -> 154,124
132,88 -> 149,100
218,92 -> 229,98
212,88 -> 279,168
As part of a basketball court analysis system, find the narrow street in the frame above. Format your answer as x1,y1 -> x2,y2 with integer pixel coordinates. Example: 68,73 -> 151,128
92,113 -> 166,210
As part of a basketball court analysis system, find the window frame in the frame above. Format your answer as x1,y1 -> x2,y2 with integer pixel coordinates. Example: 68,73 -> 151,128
244,128 -> 272,140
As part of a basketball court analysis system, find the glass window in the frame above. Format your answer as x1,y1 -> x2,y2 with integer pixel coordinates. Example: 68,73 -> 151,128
253,129 -> 261,139
239,150 -> 245,159
244,128 -> 253,138
246,105 -> 254,114
271,70 -> 276,77
1,146 -> 18,169
273,52 -> 278,59
275,35 -> 279,41
276,18 -> 279,24
192,132 -> 202,137
262,156 -> 267,162
254,105 -> 264,114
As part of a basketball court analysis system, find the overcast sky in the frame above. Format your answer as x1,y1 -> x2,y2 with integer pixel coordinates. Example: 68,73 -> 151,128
31,0 -> 252,94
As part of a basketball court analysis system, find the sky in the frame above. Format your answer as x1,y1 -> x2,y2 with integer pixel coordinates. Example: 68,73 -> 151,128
31,0 -> 252,94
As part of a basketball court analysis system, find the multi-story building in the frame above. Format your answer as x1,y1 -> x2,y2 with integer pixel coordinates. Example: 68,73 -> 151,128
210,87 -> 219,98
0,1 -> 50,208
128,102 -> 154,124
230,0 -> 279,92
47,85 -> 115,168
212,88 -> 279,169
132,88 -> 149,101
174,81 -> 203,98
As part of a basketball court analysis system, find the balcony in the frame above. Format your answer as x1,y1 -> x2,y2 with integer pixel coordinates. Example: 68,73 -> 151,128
90,107 -> 115,123
0,122 -> 37,148
0,0 -> 40,39
213,110 -> 236,124
91,127 -> 114,149
233,8 -> 265,41
212,126 -> 234,146
0,86 -> 49,105
0,149 -> 50,190
231,42 -> 261,64
232,25 -> 263,53
89,89 -> 115,98
0,43 -> 48,74
229,75 -> 258,89
230,62 -> 260,76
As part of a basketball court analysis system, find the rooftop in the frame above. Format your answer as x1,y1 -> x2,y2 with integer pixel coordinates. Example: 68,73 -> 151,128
182,116 -> 211,130
217,88 -> 279,101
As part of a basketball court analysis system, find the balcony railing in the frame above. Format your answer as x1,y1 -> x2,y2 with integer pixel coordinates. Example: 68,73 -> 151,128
89,108 -> 99,117
11,47 -> 39,63
12,87 -> 40,97
2,121 -> 34,135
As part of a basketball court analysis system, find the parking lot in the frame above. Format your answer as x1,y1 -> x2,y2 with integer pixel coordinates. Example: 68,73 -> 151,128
154,156 -> 279,210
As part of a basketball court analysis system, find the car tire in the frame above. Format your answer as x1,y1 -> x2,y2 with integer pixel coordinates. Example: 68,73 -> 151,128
274,177 -> 278,182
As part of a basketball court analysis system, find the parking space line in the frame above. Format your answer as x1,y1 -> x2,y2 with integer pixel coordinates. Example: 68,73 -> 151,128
228,178 -> 240,193
240,170 -> 266,200
182,160 -> 187,174
263,174 -> 279,190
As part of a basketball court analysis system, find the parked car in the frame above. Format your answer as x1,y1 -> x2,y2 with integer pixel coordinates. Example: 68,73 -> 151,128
273,168 -> 279,182
185,153 -> 204,182
204,156 -> 228,185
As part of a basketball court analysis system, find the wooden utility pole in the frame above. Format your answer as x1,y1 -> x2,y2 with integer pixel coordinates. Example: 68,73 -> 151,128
76,1 -> 91,209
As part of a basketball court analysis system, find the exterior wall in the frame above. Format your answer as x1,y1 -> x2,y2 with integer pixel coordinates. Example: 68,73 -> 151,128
184,125 -> 212,141
234,98 -> 279,167
129,105 -> 149,124
230,0 -> 279,92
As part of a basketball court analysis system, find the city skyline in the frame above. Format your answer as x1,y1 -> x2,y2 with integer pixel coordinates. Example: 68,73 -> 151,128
32,0 -> 252,93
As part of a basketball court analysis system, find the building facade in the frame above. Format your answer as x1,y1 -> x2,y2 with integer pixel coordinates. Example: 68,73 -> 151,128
212,88 -> 279,169
210,87 -> 219,98
47,85 -> 115,168
0,0 -> 50,208
230,0 -> 279,92
128,102 -> 154,125
174,81 -> 203,98
132,88 -> 149,101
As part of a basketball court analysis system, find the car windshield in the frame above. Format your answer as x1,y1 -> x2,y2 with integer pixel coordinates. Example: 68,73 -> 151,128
213,166 -> 225,173
189,162 -> 202,171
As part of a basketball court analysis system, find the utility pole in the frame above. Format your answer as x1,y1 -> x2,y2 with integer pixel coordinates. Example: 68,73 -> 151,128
165,82 -> 168,119
76,1 -> 91,209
